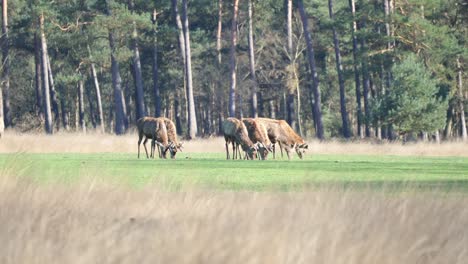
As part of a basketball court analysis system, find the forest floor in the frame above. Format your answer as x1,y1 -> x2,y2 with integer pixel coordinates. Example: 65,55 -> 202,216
1,132 -> 468,263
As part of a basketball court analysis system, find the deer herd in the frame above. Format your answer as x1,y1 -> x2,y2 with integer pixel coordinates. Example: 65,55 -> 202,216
137,116 -> 308,160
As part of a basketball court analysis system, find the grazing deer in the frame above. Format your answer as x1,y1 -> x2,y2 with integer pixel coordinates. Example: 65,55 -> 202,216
137,117 -> 176,159
161,117 -> 183,159
242,118 -> 273,160
256,118 -> 308,160
222,117 -> 259,160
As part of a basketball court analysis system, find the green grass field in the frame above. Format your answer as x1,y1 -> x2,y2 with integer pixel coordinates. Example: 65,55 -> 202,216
2,152 -> 468,191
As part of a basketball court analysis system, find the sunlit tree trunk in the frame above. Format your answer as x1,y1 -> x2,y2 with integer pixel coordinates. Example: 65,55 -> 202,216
47,56 -> 60,130
286,0 -> 296,129
181,0 -> 197,138
349,0 -> 362,138
298,0 -> 324,140
458,57 -> 467,141
88,45 -> 104,133
360,19 -> 371,138
40,13 -> 53,134
329,0 -> 350,138
248,0 -> 258,118
1,0 -> 10,129
228,0 -> 239,117
34,33 -> 43,118
78,78 -> 86,133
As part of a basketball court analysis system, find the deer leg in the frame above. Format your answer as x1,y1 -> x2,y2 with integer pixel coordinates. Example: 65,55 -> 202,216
232,142 -> 236,159
279,142 -> 284,158
285,147 -> 291,160
138,134 -> 143,159
225,140 -> 230,160
143,138 -> 149,159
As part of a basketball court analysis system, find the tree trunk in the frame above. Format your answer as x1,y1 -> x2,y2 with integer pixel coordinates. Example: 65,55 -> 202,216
217,0 -> 223,65
181,0 -> 197,138
329,0 -> 351,138
106,0 -> 127,135
34,33 -> 43,118
174,95 -> 182,135
85,82 -> 97,129
286,0 -> 296,129
88,45 -> 105,133
458,57 -> 467,141
151,10 -> 162,117
360,19 -> 371,138
40,13 -> 53,134
172,0 -> 187,124
298,0 -> 324,140
59,84 -> 69,131
228,0 -> 239,117
248,0 -> 258,118
349,0 -> 362,138
128,0 -> 146,121
47,55 -> 60,130
78,78 -> 86,133
1,0 -> 10,129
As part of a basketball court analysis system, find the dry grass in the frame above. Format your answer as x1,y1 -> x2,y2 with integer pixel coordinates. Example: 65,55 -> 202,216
1,130 -> 468,156
0,175 -> 467,263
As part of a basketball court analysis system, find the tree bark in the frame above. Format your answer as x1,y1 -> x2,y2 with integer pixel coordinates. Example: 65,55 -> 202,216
247,0 -> 258,118
59,84 -> 69,131
40,13 -> 53,134
78,78 -> 86,132
128,0 -> 146,121
181,0 -> 197,138
458,57 -> 467,141
85,82 -> 96,129
360,19 -> 371,138
329,0 -> 351,138
151,10 -> 161,117
47,55 -> 60,130
34,33 -> 43,118
105,0 -> 127,135
217,0 -> 223,65
228,0 -> 239,118
349,0 -> 362,138
286,0 -> 296,129
1,0 -> 10,128
88,45 -> 104,133
298,0 -> 324,140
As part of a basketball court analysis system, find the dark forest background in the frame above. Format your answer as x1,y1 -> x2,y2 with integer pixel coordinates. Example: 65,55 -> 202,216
0,0 -> 466,141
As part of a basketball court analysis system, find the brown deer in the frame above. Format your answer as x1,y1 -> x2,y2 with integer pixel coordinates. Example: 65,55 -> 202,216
137,117 -> 176,159
222,117 -> 259,160
242,118 -> 273,160
161,117 -> 183,159
255,117 -> 308,160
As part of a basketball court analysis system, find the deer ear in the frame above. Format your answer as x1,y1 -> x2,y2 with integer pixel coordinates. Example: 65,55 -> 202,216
155,141 -> 164,148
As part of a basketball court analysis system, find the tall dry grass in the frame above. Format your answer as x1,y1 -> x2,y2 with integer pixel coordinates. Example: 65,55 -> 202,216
1,175 -> 467,264
1,130 -> 468,156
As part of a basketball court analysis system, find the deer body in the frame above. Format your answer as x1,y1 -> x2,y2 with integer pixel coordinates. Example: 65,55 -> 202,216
222,117 -> 258,160
242,118 -> 273,160
161,117 -> 183,159
137,117 -> 174,159
255,118 -> 308,159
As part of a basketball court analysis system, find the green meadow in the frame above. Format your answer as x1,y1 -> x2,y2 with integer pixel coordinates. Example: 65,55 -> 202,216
1,152 -> 468,191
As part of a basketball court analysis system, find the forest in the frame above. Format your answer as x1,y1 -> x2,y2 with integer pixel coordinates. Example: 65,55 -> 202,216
0,0 -> 466,141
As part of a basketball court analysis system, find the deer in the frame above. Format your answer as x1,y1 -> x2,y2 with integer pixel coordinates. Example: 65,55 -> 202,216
242,118 -> 273,160
222,117 -> 259,160
255,117 -> 308,160
137,117 -> 176,159
160,117 -> 183,159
